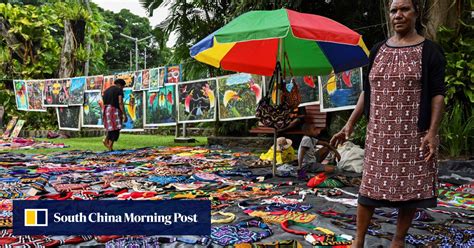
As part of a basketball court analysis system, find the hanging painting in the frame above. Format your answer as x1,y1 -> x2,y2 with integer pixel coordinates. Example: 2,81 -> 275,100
178,79 -> 216,123
166,65 -> 181,84
145,85 -> 176,126
82,91 -> 103,127
68,77 -> 86,106
10,119 -> 25,138
116,71 -> 135,88
133,70 -> 143,91
149,68 -> 160,91
2,116 -> 18,139
158,67 -> 166,87
217,73 -> 264,121
290,76 -> 320,107
102,75 -> 115,95
26,80 -> 47,112
13,80 -> 28,111
122,89 -> 144,131
43,79 -> 69,107
86,75 -> 104,91
141,69 -> 150,90
318,67 -> 363,112
57,106 -> 81,131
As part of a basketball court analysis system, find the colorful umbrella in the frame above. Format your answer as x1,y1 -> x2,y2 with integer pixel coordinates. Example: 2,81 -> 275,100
190,8 -> 370,76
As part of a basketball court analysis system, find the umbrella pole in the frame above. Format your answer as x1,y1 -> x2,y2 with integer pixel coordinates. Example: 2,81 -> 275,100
272,39 -> 284,177
273,129 -> 277,176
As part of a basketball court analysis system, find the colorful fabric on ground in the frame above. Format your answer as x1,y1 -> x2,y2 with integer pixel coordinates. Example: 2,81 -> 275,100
0,138 -> 67,151
211,220 -> 272,246
0,146 -> 471,247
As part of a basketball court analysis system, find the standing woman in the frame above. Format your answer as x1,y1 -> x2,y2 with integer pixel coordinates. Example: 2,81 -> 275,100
102,79 -> 128,151
330,0 -> 446,247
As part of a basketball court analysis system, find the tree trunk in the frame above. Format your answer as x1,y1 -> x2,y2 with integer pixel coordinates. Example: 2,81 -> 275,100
83,0 -> 92,76
0,17 -> 26,63
423,0 -> 461,41
59,20 -> 76,78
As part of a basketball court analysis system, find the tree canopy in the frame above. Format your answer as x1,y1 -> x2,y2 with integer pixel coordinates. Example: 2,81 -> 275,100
100,8 -> 171,74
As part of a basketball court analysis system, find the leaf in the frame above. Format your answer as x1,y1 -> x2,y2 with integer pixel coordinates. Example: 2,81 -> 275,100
466,90 -> 474,103
19,17 -> 32,25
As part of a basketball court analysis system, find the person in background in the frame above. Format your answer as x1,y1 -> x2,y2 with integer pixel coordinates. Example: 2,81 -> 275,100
330,0 -> 446,247
259,137 -> 297,165
298,123 -> 340,180
102,79 -> 127,151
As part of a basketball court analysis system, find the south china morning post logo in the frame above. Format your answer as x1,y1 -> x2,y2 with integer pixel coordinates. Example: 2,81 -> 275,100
52,212 -> 197,225
24,209 -> 48,227
14,200 -> 210,235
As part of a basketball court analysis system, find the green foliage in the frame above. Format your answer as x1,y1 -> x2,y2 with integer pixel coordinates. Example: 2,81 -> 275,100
351,115 -> 368,148
0,2 -> 111,79
0,1 -> 111,130
439,103 -> 474,158
436,12 -> 473,158
437,24 -> 474,109
215,119 -> 257,136
0,3 -> 62,79
99,8 -> 166,73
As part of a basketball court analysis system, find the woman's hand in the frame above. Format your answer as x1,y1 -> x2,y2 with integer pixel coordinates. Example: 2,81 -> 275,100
420,132 -> 438,162
330,124 -> 353,147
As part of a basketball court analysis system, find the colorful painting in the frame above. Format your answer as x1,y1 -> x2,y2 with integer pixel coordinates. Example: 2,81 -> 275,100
177,79 -> 216,123
82,91 -> 103,127
10,119 -> 25,138
145,85 -> 176,126
123,89 -> 144,130
318,67 -> 363,112
86,75 -> 104,91
69,77 -> 86,106
133,70 -> 143,91
116,71 -> 135,87
57,106 -> 81,131
149,68 -> 159,91
43,79 -> 69,107
102,75 -> 115,95
2,117 -> 18,139
26,80 -> 45,111
166,65 -> 181,84
149,67 -> 166,91
142,69 -> 150,90
26,80 -> 46,112
217,73 -> 263,121
13,80 -> 28,111
289,76 -> 320,107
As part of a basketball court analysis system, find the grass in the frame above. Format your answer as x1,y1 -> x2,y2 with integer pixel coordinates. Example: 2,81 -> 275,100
11,135 -> 208,154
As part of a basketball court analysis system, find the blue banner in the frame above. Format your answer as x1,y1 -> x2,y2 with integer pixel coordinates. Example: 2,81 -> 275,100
13,200 -> 211,235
